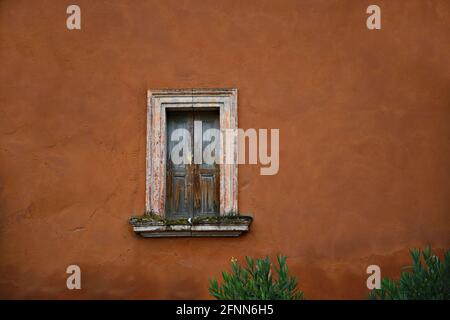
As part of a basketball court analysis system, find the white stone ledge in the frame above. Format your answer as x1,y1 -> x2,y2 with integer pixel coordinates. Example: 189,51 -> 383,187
133,223 -> 250,238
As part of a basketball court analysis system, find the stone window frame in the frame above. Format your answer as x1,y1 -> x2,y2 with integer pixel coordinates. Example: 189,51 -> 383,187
130,88 -> 252,237
145,88 -> 238,217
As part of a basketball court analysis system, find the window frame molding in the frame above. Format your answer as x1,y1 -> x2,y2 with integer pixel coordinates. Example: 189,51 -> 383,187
146,88 -> 238,217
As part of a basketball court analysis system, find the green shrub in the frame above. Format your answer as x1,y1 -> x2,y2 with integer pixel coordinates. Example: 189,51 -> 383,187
209,255 -> 304,300
369,246 -> 450,300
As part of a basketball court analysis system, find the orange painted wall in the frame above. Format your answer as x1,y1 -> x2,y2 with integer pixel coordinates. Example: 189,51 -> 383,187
0,0 -> 449,299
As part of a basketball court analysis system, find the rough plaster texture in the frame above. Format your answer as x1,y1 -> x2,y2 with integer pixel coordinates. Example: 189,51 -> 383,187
0,0 -> 449,299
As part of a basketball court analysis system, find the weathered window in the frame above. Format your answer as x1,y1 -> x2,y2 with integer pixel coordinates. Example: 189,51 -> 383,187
130,89 -> 252,237
165,110 -> 220,218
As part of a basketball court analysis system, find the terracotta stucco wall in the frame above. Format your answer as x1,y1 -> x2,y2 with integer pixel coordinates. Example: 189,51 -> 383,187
0,0 -> 449,299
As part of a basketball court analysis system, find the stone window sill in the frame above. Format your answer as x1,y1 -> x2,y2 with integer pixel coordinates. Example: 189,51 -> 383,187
129,214 -> 253,238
